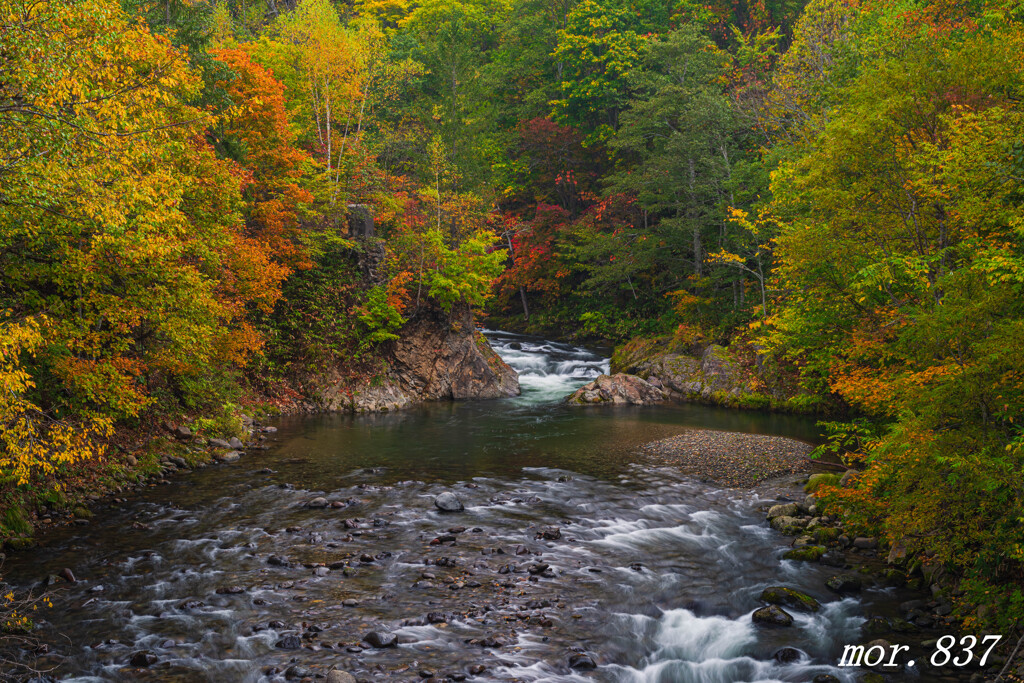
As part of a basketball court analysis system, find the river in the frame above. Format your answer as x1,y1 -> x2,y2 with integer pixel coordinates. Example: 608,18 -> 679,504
2,332 -> 916,682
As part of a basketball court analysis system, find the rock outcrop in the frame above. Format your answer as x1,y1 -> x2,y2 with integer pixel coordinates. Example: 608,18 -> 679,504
616,343 -> 750,402
313,304 -> 520,413
565,373 -> 666,405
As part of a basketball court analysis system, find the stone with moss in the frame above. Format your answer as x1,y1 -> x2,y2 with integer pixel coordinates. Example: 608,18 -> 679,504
804,472 -> 841,494
6,537 -> 36,551
813,527 -> 841,545
783,545 -> 826,562
759,586 -> 821,612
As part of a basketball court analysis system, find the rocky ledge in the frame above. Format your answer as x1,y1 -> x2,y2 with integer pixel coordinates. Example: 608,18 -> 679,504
565,373 -> 666,405
614,340 -> 751,403
313,305 -> 520,413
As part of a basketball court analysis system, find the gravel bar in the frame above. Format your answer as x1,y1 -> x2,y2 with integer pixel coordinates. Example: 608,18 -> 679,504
639,429 -> 816,488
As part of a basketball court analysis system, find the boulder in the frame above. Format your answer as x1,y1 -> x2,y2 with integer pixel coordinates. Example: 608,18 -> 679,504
275,635 -> 302,649
326,671 -> 357,683
772,647 -> 803,663
568,653 -> 597,670
770,515 -> 806,533
752,605 -> 794,627
825,574 -> 862,594
767,503 -> 800,519
172,426 -> 192,440
434,492 -> 464,512
363,631 -> 398,648
208,438 -> 231,449
759,586 -> 820,612
215,451 -> 241,463
783,545 -> 826,562
565,374 -> 666,405
129,651 -> 158,667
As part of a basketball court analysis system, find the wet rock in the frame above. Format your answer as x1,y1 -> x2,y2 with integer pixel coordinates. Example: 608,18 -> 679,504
216,585 -> 244,594
772,647 -> 802,663
215,451 -> 241,463
475,635 -> 510,648
228,437 -> 244,449
759,586 -> 820,612
770,515 -> 806,533
751,605 -> 794,627
58,567 -> 77,583
284,665 -> 310,679
826,575 -> 862,594
767,503 -> 800,519
853,536 -> 878,550
568,653 -> 597,670
306,497 -> 329,508
431,534 -> 458,544
275,635 -> 302,649
812,675 -> 841,683
312,566 -> 329,576
536,526 -> 561,541
364,630 -> 398,648
326,673 -> 357,683
342,599 -> 359,607
267,555 -> 290,567
565,374 -> 666,405
820,550 -> 847,568
434,492 -> 464,512
468,665 -> 487,675
783,545 -> 826,562
129,651 -> 158,667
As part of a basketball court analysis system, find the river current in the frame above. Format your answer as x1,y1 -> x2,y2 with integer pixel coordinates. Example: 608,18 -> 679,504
3,332 -> 909,682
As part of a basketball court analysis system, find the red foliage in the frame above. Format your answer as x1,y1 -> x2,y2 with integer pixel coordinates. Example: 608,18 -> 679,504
211,48 -> 315,270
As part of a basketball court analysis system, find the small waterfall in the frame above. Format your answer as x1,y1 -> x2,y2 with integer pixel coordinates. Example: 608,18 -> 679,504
484,330 -> 609,403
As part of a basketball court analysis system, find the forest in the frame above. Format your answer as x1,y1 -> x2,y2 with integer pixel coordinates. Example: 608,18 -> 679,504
2,0 -> 1024,640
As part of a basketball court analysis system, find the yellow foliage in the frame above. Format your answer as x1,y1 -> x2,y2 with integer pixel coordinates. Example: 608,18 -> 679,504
0,314 -> 111,487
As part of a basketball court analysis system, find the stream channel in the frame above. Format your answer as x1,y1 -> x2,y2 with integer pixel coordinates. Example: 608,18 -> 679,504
3,332 -> 920,682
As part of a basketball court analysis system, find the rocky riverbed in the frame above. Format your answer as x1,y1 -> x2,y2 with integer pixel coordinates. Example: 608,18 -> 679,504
0,332 -> 990,683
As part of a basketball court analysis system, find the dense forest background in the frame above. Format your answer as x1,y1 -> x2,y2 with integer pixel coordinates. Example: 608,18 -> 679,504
2,0 -> 1024,628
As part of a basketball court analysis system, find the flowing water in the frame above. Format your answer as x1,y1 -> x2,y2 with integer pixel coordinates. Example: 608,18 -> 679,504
3,332 -> 919,682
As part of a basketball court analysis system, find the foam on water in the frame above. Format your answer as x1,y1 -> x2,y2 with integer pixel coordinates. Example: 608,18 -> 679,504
484,329 -> 610,403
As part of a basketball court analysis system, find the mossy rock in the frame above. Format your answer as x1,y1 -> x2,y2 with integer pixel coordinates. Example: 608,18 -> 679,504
813,527 -> 841,545
889,617 -> 918,633
860,673 -> 885,683
862,616 -> 890,636
759,586 -> 821,612
783,545 -> 826,562
805,473 -> 841,494
6,537 -> 36,551
881,569 -> 906,586
72,506 -> 94,519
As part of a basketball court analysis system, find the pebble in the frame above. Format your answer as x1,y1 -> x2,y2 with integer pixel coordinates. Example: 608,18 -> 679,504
640,430 -> 814,487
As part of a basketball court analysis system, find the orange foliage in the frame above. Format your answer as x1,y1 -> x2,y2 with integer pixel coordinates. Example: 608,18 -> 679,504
211,48 -> 315,269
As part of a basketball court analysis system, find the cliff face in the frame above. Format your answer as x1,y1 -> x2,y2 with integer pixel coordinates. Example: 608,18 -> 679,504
314,304 -> 520,413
